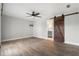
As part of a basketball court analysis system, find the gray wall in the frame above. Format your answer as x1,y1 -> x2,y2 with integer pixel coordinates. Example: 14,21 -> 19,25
0,4 -> 1,41
65,14 -> 79,45
1,15 -> 32,41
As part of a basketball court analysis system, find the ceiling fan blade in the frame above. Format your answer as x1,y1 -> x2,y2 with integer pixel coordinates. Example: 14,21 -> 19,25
26,13 -> 31,15
35,13 -> 40,15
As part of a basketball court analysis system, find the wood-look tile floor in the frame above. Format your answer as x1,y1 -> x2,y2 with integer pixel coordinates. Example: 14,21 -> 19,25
1,37 -> 79,56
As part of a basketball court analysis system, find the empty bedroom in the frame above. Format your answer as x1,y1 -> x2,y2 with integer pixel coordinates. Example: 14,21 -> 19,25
0,3 -> 79,56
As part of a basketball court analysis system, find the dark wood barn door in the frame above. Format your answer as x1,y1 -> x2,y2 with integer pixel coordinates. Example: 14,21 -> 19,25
54,15 -> 64,42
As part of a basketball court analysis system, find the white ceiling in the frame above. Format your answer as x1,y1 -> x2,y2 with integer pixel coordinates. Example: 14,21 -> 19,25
3,3 -> 79,21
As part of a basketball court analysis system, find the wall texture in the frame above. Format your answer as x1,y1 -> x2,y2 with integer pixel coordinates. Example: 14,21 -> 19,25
65,14 -> 79,45
1,15 -> 32,41
33,19 -> 48,39
33,19 -> 54,39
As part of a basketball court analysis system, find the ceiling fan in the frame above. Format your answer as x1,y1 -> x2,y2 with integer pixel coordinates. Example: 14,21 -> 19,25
26,11 -> 41,18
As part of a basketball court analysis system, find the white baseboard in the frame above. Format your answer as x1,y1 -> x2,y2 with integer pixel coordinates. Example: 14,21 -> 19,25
34,36 -> 53,41
1,36 -> 53,42
65,42 -> 79,46
1,36 -> 31,42
34,36 -> 47,39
